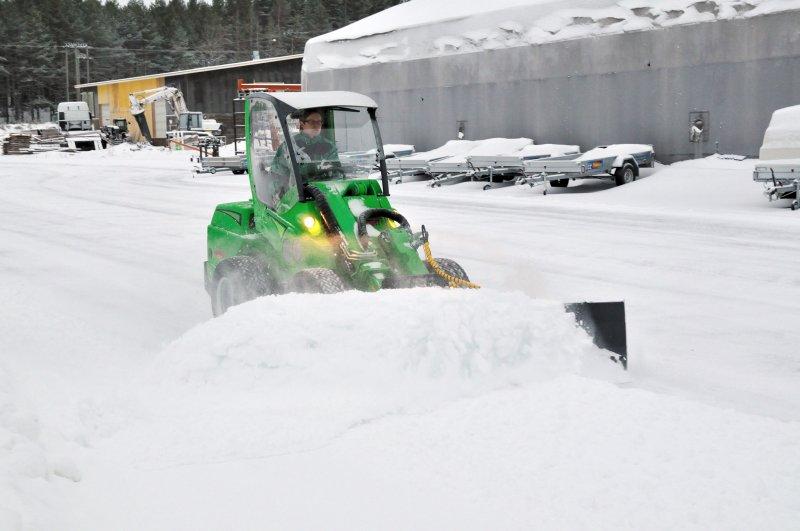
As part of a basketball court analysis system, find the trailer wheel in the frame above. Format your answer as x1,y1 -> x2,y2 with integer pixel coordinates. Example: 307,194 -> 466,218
232,169 -> 246,175
209,167 -> 217,174
550,178 -> 569,187
614,163 -> 636,186
212,256 -> 273,316
291,268 -> 347,294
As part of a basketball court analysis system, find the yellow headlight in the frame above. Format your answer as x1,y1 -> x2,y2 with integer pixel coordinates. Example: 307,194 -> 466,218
301,215 -> 322,236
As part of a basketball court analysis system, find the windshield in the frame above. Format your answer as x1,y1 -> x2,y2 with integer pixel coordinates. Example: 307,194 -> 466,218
286,106 -> 380,182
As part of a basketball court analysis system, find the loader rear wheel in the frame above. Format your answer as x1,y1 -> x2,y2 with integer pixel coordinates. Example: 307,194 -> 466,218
550,178 -> 569,187
291,268 -> 347,294
212,256 -> 273,317
428,257 -> 470,287
614,162 -> 636,186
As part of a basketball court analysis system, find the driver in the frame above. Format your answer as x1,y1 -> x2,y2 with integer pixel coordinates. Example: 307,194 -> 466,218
272,108 -> 340,186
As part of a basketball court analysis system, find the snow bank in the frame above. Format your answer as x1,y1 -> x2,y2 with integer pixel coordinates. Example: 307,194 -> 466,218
759,104 -> 800,160
117,289 -> 615,466
0,365 -> 80,529
304,0 -> 800,72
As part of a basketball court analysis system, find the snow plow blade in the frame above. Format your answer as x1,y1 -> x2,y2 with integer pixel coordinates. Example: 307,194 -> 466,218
566,301 -> 627,369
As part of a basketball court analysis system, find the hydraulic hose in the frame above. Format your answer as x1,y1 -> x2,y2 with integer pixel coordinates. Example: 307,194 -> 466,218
356,208 -> 411,249
304,184 -> 342,234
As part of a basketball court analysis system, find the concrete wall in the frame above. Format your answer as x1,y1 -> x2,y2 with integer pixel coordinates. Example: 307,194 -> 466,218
304,12 -> 800,162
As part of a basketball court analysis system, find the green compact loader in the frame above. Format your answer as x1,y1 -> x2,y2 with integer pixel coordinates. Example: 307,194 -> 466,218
204,90 -> 627,367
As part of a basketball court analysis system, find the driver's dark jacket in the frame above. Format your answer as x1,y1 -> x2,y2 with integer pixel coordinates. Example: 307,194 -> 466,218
273,132 -> 339,185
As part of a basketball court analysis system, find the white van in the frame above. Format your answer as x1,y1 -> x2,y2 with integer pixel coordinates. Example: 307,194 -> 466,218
57,101 -> 93,131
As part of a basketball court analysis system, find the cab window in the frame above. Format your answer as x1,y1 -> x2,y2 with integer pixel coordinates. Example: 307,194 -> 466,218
249,100 -> 295,209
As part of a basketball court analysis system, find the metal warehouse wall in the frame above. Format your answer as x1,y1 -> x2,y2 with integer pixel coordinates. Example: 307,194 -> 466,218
304,12 -> 800,162
165,58 -> 302,139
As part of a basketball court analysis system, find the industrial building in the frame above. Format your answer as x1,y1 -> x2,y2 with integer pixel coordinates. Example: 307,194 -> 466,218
302,1 -> 800,162
75,54 -> 302,142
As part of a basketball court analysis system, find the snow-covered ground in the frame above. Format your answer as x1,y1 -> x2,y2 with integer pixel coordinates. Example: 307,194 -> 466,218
1,147 -> 799,529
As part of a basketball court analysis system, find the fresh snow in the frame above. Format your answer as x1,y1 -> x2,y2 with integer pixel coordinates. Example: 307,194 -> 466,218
518,143 -> 580,157
578,143 -> 653,161
303,0 -> 800,72
1,146 -> 799,529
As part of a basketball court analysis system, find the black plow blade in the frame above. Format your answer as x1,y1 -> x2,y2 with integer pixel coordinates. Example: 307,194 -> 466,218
566,301 -> 627,369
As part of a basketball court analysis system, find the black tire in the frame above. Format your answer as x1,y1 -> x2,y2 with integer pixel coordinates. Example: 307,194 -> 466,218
550,178 -> 569,187
211,256 -> 273,316
427,257 -> 470,287
232,169 -> 246,175
291,268 -> 347,294
614,162 -> 637,186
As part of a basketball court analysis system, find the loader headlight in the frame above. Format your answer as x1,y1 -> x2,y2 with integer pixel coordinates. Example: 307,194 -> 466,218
301,215 -> 322,236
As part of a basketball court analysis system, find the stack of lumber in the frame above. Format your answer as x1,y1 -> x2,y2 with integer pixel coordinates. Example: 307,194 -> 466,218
2,133 -> 32,155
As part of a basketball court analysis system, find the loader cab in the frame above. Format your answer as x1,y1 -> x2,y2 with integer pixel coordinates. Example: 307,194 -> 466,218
245,91 -> 390,213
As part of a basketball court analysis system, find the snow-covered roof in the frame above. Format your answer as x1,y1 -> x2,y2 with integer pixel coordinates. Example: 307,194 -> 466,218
74,54 -> 303,89
263,91 -> 377,110
303,0 -> 800,72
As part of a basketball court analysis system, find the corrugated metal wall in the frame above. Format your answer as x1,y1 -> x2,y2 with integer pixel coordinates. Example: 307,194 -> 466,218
165,58 -> 302,140
303,12 -> 800,162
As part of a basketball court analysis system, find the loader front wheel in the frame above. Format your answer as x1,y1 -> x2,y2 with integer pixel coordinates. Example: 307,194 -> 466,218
291,268 -> 347,294
212,256 -> 273,317
614,162 -> 637,186
428,257 -> 470,287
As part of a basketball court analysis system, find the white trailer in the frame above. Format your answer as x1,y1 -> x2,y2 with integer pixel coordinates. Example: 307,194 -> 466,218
753,162 -> 800,210
520,144 -> 655,193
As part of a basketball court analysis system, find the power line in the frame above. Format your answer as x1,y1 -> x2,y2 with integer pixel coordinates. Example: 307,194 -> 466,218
0,43 -> 254,54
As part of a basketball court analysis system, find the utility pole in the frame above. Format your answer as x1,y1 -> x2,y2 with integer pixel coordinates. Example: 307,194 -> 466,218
74,47 -> 80,100
64,42 -> 88,101
64,48 -> 70,101
85,48 -> 90,84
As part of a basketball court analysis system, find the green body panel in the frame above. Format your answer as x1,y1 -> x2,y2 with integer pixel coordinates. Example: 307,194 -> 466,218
205,95 -> 433,294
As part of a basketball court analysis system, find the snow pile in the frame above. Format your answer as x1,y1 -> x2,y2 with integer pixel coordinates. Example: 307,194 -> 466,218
759,104 -> 800,160
114,289 -> 615,467
0,365 -> 80,529
304,0 -> 800,72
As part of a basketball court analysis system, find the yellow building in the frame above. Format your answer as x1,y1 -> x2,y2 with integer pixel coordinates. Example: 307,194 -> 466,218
75,54 -> 303,143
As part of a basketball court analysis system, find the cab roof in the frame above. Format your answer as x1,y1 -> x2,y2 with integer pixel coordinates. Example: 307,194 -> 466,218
255,91 -> 378,110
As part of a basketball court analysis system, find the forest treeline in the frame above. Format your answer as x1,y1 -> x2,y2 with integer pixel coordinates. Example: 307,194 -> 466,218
0,0 -> 404,119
